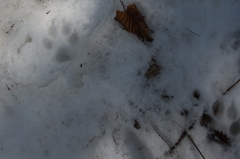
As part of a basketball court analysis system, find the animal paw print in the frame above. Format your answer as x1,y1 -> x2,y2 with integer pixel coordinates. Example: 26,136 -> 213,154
227,101 -> 240,136
200,99 -> 240,145
46,19 -> 81,63
212,100 -> 240,136
220,30 -> 240,52
61,20 -> 79,46
42,38 -> 53,49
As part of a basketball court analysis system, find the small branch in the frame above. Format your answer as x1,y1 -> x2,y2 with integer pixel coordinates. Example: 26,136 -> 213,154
120,0 -> 126,12
223,78 -> 240,95
187,134 -> 205,159
186,27 -> 199,36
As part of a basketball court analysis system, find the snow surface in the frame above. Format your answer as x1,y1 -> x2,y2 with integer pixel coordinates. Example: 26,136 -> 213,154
1,0 -> 240,158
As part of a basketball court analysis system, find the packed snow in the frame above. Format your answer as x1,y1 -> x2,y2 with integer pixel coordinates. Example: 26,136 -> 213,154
1,0 -> 240,158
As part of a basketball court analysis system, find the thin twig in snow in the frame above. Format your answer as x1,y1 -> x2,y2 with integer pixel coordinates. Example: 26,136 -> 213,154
89,136 -> 95,143
186,27 -> 199,36
223,78 -> 240,95
169,131 -> 187,152
112,133 -> 119,146
153,128 -> 171,148
187,134 -> 205,159
6,84 -> 10,90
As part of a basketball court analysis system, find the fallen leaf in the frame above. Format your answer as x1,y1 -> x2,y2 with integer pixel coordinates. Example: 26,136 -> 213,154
210,130 -> 231,145
114,1 -> 153,42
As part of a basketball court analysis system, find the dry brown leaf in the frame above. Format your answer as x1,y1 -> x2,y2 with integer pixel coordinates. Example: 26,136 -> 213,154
114,1 -> 153,42
210,130 -> 231,145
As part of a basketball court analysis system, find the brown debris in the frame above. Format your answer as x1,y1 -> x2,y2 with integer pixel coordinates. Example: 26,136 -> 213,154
200,113 -> 213,128
134,120 -> 141,129
193,90 -> 200,99
146,58 -> 161,78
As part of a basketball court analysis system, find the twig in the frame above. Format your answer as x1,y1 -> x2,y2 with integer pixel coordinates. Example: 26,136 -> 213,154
112,133 -> 119,145
120,0 -> 126,12
186,27 -> 199,36
187,134 -> 205,159
6,84 -> 10,90
89,136 -> 95,143
169,131 -> 187,152
223,78 -> 240,95
161,95 -> 174,99
153,128 -> 171,148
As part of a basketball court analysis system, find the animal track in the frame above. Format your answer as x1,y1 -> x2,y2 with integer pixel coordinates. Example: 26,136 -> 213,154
201,99 -> 240,144
42,38 -> 52,49
227,101 -> 238,120
56,47 -> 70,63
68,32 -> 79,45
212,100 -> 224,117
17,36 -> 32,54
231,30 -> 240,51
46,20 -> 82,63
220,30 -> 240,52
230,119 -> 240,135
62,21 -> 72,36
124,130 -> 154,159
48,22 -> 58,37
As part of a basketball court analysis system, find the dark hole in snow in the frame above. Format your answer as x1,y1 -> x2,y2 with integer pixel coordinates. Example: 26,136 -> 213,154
200,113 -> 213,128
212,100 -> 223,116
180,109 -> 189,117
193,90 -> 200,99
134,120 -> 140,129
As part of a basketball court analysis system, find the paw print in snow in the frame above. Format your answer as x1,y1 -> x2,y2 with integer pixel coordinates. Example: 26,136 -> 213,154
42,38 -> 52,49
230,119 -> 240,135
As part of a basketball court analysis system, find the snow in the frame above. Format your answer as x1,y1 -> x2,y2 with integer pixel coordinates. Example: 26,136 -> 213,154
0,0 -> 240,158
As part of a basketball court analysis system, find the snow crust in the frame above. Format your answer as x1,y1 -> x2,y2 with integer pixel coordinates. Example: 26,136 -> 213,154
0,0 -> 240,158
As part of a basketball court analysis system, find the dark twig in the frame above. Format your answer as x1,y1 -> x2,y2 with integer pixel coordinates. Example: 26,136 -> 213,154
112,133 -> 119,145
187,134 -> 205,159
186,27 -> 199,36
161,95 -> 174,99
149,29 -> 154,33
153,128 -> 171,148
120,0 -> 126,12
169,131 -> 187,152
6,84 -> 10,90
88,136 -> 95,143
223,78 -> 240,95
